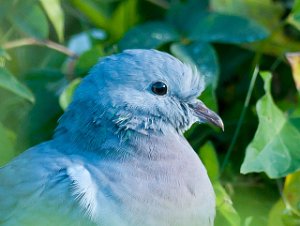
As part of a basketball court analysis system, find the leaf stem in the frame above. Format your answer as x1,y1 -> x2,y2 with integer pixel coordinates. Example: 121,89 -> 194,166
3,38 -> 78,58
220,65 -> 260,174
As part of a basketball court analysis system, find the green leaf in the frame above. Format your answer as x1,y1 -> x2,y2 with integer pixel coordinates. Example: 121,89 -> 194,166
198,141 -> 220,181
214,182 -> 241,226
188,13 -> 269,44
59,78 -> 81,110
110,0 -> 139,41
18,69 -> 65,149
75,45 -> 105,76
0,68 -> 35,103
70,0 -> 138,41
166,0 -> 208,34
287,0 -> 300,31
200,85 -> 218,113
11,3 -> 49,39
40,0 -> 64,42
0,48 -> 11,60
0,0 -> 14,20
0,122 -> 16,166
286,53 -> 300,93
198,142 -> 240,226
119,22 -> 179,51
170,42 -> 219,86
241,72 -> 300,178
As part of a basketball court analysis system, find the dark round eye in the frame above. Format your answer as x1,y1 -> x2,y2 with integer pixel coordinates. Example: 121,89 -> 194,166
151,81 -> 168,96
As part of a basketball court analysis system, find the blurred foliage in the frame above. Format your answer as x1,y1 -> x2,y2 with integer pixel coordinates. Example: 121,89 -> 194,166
0,0 -> 300,225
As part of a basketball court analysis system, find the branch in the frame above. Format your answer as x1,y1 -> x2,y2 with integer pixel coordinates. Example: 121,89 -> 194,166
3,38 -> 78,59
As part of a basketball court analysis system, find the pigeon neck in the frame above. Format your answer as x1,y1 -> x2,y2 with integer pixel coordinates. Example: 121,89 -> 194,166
53,100 -> 179,153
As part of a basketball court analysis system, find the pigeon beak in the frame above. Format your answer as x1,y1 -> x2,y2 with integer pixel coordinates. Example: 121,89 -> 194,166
189,101 -> 224,131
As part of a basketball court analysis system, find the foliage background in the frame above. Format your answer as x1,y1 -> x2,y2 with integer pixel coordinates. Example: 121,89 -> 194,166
0,0 -> 300,225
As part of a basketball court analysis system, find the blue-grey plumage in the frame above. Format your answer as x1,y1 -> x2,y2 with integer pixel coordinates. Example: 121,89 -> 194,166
0,49 -> 222,226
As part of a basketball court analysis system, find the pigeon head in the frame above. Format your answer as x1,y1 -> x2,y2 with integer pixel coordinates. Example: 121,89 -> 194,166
56,49 -> 223,139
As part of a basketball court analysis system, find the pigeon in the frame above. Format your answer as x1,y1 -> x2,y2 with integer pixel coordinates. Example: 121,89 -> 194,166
0,49 -> 223,226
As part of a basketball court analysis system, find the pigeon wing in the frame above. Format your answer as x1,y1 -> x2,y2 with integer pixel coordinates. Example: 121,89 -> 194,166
0,143 -> 98,226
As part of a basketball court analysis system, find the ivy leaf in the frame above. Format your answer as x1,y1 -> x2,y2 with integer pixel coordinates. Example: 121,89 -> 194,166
40,0 -> 64,42
59,78 -> 81,110
119,22 -> 179,50
268,200 -> 285,226
286,52 -> 300,93
170,42 -> 219,87
188,13 -> 269,44
11,3 -> 49,39
241,72 -> 300,178
0,68 -> 35,103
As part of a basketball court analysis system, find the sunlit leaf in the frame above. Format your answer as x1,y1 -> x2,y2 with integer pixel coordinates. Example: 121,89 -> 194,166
284,171 -> 300,216
40,0 -> 64,42
0,68 -> 35,103
281,209 -> 300,225
246,27 -> 300,57
188,13 -> 269,44
11,4 -> 49,39
170,42 -> 219,86
70,0 -> 109,29
286,52 -> 300,92
268,200 -> 285,226
110,0 -> 139,41
59,78 -> 81,110
0,122 -> 16,166
241,72 -> 300,178
210,0 -> 283,29
119,22 -> 179,50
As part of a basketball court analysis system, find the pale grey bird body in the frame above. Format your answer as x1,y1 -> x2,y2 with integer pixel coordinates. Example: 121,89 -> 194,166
0,50 -> 222,226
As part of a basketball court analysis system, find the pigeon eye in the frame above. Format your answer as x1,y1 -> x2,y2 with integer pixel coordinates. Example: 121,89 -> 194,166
151,81 -> 168,96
